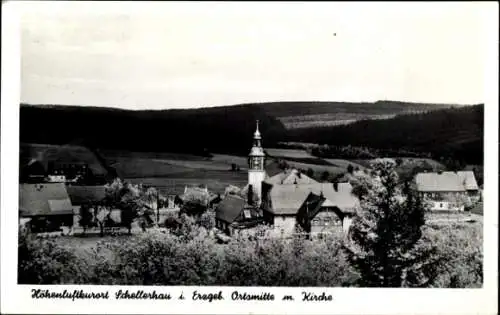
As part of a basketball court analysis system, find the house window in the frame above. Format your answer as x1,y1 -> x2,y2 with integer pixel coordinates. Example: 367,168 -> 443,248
440,203 -> 443,208
323,217 -> 331,226
243,210 -> 251,219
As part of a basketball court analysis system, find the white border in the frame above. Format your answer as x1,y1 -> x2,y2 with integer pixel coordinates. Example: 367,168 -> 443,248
1,2 -> 498,315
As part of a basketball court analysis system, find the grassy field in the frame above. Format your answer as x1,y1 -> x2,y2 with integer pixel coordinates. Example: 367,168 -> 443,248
265,148 -> 314,159
126,171 -> 248,195
21,143 -> 359,193
22,143 -> 448,197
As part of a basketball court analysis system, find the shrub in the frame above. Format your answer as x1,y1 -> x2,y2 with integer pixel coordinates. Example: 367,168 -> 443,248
18,218 -> 482,287
18,231 -> 88,284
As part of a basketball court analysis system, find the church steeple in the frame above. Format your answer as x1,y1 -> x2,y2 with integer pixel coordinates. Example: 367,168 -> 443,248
248,120 -> 266,206
253,120 -> 262,147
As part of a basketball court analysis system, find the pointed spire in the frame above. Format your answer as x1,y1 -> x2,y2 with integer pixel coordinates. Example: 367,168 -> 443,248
254,120 -> 261,140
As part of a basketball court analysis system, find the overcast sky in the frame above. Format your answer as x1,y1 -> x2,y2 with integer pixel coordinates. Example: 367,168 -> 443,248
20,2 -> 489,109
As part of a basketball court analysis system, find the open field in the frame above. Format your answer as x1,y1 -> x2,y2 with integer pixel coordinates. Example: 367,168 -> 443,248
323,159 -> 367,171
279,113 -> 397,129
21,143 -> 454,197
265,148 -> 314,159
278,160 -> 346,178
351,157 -> 445,170
126,171 -> 248,195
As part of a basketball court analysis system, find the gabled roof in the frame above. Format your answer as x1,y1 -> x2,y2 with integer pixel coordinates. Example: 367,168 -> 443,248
66,185 -> 107,205
181,186 -> 210,205
297,192 -> 326,219
216,194 -> 247,223
457,171 -> 479,190
265,168 -> 318,185
19,183 -> 73,216
415,171 -> 479,192
267,182 -> 359,215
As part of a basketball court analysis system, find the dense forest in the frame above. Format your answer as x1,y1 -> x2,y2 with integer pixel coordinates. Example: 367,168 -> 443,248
20,102 -> 483,164
286,104 -> 484,164
20,104 -> 287,156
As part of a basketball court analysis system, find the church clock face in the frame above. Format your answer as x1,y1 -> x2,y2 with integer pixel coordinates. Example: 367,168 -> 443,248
253,158 -> 262,170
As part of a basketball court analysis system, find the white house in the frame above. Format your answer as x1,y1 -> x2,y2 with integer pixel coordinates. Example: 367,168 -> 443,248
414,171 -> 480,211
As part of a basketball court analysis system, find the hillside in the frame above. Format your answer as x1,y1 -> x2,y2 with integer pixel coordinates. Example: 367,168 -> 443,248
253,100 -> 455,129
20,102 -> 482,164
20,103 -> 287,157
286,104 -> 484,164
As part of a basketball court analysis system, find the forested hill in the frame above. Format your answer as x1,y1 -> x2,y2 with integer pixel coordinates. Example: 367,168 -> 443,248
19,104 -> 287,156
286,104 -> 484,164
20,102 -> 483,163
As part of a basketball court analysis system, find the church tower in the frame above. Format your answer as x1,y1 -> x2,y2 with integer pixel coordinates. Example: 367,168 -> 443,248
248,120 -> 266,206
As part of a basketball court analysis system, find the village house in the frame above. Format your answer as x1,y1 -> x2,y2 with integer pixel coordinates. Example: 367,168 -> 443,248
216,121 -> 360,238
295,183 -> 359,238
414,171 -> 480,211
19,183 -> 74,232
215,194 -> 264,236
261,179 -> 359,237
180,185 -> 210,207
66,184 -> 107,227
19,159 -> 47,183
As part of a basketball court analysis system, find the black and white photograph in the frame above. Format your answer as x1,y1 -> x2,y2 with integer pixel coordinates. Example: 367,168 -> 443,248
1,1 -> 498,314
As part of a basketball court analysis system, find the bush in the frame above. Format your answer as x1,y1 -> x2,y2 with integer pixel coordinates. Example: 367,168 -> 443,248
18,219 -> 482,287
423,222 -> 483,288
18,231 -> 88,284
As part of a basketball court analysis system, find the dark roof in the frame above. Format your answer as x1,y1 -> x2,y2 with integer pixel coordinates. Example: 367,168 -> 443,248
19,183 -> 73,216
264,160 -> 283,178
216,194 -> 246,223
66,185 -> 106,205
298,192 -> 326,219
20,159 -> 46,177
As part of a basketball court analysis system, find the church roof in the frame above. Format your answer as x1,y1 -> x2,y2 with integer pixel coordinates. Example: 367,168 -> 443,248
265,168 -> 318,185
267,182 -> 359,215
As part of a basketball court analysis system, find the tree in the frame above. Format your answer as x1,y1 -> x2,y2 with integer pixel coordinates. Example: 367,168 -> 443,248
347,164 -> 354,174
78,203 -> 94,235
306,168 -> 314,178
181,189 -> 208,217
320,170 -> 330,182
104,178 -> 144,235
344,158 -> 440,287
278,159 -> 289,170
395,158 -> 403,167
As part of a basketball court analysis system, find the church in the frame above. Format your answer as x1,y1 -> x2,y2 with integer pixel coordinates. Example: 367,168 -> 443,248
215,121 -> 360,237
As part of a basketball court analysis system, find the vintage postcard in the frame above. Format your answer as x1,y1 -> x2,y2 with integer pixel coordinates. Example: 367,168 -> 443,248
1,1 -> 498,314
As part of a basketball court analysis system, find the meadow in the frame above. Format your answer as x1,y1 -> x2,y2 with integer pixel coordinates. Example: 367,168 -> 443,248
20,143 -> 365,193
20,143 -> 452,195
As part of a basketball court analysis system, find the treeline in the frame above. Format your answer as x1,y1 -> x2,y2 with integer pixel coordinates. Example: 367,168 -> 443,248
253,100 -> 453,118
285,105 -> 484,164
20,104 -> 287,157
20,102 -> 483,164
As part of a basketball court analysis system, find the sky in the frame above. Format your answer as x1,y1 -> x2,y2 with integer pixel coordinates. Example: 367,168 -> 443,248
20,2 -> 489,109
